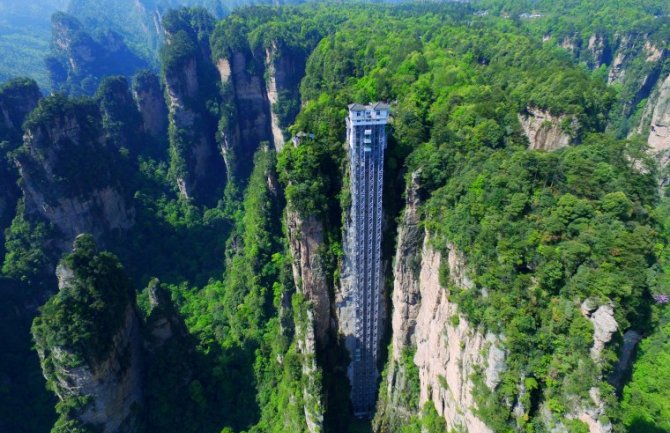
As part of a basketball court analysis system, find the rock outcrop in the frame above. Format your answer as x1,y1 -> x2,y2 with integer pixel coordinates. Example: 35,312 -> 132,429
32,236 -> 144,433
545,300 -> 621,433
0,78 -> 42,142
389,172 -> 424,360
96,76 -> 145,151
161,11 -> 225,202
637,73 -> 670,155
15,95 -> 134,250
607,33 -> 666,114
586,33 -> 609,69
376,177 -> 503,433
263,42 -> 306,151
0,78 -> 42,249
607,34 -> 637,85
215,46 -> 273,183
132,71 -> 168,140
560,34 -> 579,57
265,46 -> 286,151
553,31 -> 667,134
295,307 -> 325,433
212,29 -> 309,184
519,106 -> 577,151
287,208 -> 330,343
144,280 -> 189,350
47,12 -> 147,95
414,241 -> 502,433
581,300 -> 618,362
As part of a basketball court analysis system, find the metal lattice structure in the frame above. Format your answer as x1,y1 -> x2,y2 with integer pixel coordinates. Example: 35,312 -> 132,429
346,103 -> 389,418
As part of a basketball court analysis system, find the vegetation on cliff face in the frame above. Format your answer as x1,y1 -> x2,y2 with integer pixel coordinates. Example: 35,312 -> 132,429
0,77 -> 42,262
621,309 -> 670,432
160,7 -> 227,204
32,234 -> 138,433
46,12 -> 148,95
32,235 -> 135,371
1,1 -> 670,432
424,136 -> 659,429
474,0 -> 670,139
163,148 -> 320,433
276,2 -> 670,432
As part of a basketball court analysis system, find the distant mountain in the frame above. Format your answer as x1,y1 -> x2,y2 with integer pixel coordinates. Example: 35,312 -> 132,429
46,12 -> 149,94
65,0 -> 291,59
0,0 -> 69,88
0,0 -> 300,90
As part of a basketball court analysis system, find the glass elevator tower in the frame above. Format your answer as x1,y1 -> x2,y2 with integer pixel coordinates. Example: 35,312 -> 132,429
346,103 -> 389,418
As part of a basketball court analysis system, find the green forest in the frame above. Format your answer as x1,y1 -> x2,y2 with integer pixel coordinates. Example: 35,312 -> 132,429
0,1 -> 669,433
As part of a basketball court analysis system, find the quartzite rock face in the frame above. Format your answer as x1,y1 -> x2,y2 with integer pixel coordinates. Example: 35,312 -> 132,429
215,48 -> 273,183
216,41 -> 307,183
376,176 -> 502,433
0,79 -> 42,141
48,12 -> 147,94
519,106 -> 577,151
33,238 -> 144,433
162,24 -> 226,203
15,97 -> 134,250
0,78 -> 42,247
263,42 -> 306,152
132,72 -> 168,139
389,172 -> 423,360
607,33 -> 666,115
413,240 -> 502,433
581,301 -> 618,362
60,303 -> 144,433
287,208 -> 330,343
639,74 -> 670,154
97,76 -> 145,151
265,45 -> 287,151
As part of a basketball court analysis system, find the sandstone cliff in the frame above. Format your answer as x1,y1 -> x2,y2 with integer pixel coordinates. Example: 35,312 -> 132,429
287,208 -> 331,343
213,33 -> 309,185
375,176 -> 503,433
551,32 -> 611,69
0,78 -> 42,251
414,241 -> 503,433
375,176 -> 642,433
162,14 -> 225,202
32,236 -> 144,433
265,45 -> 287,151
47,12 -> 147,95
295,306 -> 325,433
214,47 -> 273,183
636,73 -> 670,158
144,280 -> 190,351
539,301 -> 620,433
551,31 -> 667,134
605,34 -> 666,119
607,34 -> 664,85
0,78 -> 42,142
96,76 -> 145,151
586,33 -> 610,69
14,95 -> 134,251
132,71 -> 168,140
519,106 -> 577,151
263,41 -> 306,151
